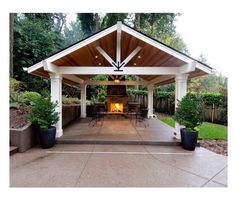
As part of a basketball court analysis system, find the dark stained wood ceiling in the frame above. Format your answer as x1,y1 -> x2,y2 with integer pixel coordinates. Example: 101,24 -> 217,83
32,29 -> 207,85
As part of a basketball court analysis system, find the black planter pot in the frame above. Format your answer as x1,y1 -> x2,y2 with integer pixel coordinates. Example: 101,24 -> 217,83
39,126 -> 56,149
180,128 -> 198,151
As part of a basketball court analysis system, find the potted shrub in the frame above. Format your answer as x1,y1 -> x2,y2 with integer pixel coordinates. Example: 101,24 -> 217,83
27,96 -> 59,149
175,93 -> 203,150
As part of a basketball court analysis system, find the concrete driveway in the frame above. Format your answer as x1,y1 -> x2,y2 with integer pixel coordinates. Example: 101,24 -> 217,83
10,144 -> 227,187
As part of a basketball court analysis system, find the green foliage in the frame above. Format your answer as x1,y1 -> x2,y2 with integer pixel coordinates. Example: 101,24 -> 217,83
127,89 -> 147,96
63,21 -> 85,47
197,73 -> 227,93
77,13 -> 98,36
10,78 -> 24,104
175,93 -> 203,130
200,92 -> 226,106
88,75 -> 108,102
20,91 -> 41,105
10,78 -> 22,93
10,92 -> 25,105
62,95 -> 80,105
135,13 -> 189,53
13,13 -> 65,91
155,91 -> 174,98
39,88 -> 50,98
101,13 -> 128,27
27,96 -> 59,129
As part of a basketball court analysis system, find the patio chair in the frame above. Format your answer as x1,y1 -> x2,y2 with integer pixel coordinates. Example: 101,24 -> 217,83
88,106 -> 103,127
135,108 -> 149,128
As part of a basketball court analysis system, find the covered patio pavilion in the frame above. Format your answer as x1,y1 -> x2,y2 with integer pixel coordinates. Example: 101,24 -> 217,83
24,21 -> 213,140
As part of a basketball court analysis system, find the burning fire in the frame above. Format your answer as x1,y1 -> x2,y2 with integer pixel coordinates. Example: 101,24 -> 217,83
111,103 -> 123,113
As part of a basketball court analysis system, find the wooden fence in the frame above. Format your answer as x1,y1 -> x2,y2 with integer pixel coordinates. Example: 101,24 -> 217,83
128,94 -> 227,124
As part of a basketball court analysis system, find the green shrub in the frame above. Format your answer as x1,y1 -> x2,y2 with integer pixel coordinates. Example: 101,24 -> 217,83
62,95 -> 80,105
10,78 -> 23,104
175,93 -> 203,131
127,89 -> 148,96
10,78 -> 21,93
10,92 -> 24,104
27,96 -> 59,129
21,91 -> 41,105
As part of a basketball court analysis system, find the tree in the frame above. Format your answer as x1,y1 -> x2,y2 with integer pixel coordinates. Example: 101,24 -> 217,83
63,20 -> 84,47
133,13 -> 189,53
9,13 -> 16,77
101,13 -> 128,28
13,13 -> 65,91
77,13 -> 98,37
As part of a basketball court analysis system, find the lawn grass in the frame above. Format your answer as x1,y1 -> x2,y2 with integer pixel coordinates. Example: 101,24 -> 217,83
159,117 -> 227,140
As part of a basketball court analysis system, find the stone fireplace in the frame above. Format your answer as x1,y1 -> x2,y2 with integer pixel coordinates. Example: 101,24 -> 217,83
105,76 -> 128,113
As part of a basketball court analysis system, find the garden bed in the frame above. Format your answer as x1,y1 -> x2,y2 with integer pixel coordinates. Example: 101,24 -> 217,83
199,140 -> 227,156
10,106 -> 30,128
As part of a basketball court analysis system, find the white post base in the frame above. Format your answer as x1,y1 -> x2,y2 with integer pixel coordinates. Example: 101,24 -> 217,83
56,129 -> 63,138
174,122 -> 185,140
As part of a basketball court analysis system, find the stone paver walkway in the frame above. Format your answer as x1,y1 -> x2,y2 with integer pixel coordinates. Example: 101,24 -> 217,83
10,144 -> 227,187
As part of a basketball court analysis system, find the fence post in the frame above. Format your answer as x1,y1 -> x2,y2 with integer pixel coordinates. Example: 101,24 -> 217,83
211,103 -> 215,123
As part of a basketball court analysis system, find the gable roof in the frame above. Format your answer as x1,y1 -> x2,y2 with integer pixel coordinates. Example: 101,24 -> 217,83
24,21 -> 213,85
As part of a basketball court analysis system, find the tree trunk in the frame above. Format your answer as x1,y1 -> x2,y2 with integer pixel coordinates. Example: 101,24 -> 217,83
9,13 -> 15,77
134,13 -> 140,30
95,13 -> 99,32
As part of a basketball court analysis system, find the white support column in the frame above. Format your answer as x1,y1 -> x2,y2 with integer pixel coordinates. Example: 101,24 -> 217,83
174,74 -> 188,139
50,73 -> 63,138
80,83 -> 87,118
147,85 -> 154,118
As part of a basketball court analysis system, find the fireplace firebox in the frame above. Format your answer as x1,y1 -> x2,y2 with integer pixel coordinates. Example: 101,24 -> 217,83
105,76 -> 128,113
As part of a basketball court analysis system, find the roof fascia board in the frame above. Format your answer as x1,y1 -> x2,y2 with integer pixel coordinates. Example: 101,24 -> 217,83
84,80 -> 147,86
56,66 -> 181,75
196,62 -> 213,74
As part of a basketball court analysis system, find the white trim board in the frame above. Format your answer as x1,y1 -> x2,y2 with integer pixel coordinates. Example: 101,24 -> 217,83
23,22 -> 213,75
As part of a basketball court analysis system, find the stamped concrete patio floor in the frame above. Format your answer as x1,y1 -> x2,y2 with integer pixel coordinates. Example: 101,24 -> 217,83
10,144 -> 227,187
58,118 -> 180,145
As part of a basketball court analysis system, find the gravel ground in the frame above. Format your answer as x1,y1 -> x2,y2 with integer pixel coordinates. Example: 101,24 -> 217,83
199,140 -> 227,156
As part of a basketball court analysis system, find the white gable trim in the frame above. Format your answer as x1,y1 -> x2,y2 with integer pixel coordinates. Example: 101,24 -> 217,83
25,24 -> 117,73
196,62 -> 213,74
24,22 -> 213,75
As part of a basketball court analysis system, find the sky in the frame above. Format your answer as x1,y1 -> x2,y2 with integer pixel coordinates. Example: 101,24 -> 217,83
67,12 -> 233,76
175,12 -> 233,77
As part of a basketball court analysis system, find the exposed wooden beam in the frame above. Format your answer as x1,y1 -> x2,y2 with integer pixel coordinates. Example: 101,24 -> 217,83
109,75 -> 115,80
85,80 -> 147,86
96,46 -> 115,66
116,21 -> 122,64
56,66 -> 181,75
147,75 -> 174,85
121,46 -> 142,67
62,74 -> 84,84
